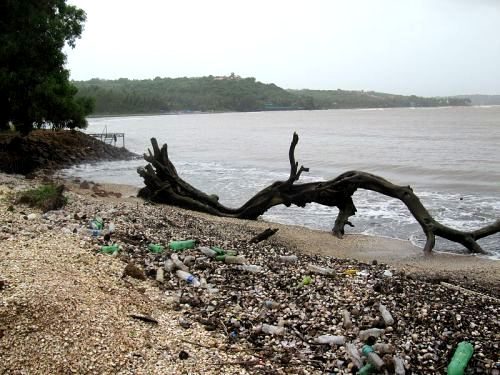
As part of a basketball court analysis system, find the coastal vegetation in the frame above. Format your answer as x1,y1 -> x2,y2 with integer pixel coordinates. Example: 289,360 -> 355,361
74,75 -> 471,115
0,0 -> 93,134
16,184 -> 67,212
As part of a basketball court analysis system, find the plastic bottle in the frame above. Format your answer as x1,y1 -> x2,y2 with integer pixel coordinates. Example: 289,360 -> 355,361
279,255 -> 298,263
169,240 -> 197,251
199,246 -> 217,258
148,244 -> 164,253
358,363 -> 376,375
447,341 -> 474,375
262,300 -> 280,309
379,304 -> 395,326
362,345 -> 385,370
342,309 -> 352,329
314,335 -> 345,345
164,259 -> 175,272
393,356 -> 406,375
345,343 -> 363,369
156,268 -> 164,283
211,246 -> 237,256
359,328 -> 384,341
87,229 -> 102,237
236,264 -> 263,273
175,270 -> 200,287
215,255 -> 247,264
261,324 -> 285,336
100,244 -> 119,254
306,263 -> 335,276
89,217 -> 104,230
171,254 -> 189,271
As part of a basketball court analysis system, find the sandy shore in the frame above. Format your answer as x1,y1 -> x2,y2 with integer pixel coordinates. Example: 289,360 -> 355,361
1,174 -> 499,374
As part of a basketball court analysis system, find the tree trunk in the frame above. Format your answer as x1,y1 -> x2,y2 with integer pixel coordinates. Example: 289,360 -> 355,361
137,133 -> 499,255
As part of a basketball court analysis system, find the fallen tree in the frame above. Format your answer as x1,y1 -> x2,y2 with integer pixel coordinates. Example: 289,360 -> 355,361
137,133 -> 500,255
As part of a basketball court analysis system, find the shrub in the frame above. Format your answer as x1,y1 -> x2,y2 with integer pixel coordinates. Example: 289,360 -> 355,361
17,184 -> 67,212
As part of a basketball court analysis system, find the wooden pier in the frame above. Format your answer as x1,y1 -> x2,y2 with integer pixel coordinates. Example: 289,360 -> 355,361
87,132 -> 125,148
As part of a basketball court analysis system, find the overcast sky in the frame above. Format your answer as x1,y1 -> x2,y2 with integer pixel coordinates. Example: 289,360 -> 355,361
66,0 -> 500,96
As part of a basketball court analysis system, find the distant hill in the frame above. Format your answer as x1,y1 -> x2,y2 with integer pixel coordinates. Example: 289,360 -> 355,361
74,75 -> 471,115
291,89 -> 470,109
454,95 -> 500,106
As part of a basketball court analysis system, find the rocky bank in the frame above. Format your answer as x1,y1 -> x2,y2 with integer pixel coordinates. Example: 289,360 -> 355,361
0,130 -> 137,175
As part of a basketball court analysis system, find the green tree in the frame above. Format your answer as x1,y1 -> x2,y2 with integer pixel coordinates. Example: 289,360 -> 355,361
0,0 -> 93,134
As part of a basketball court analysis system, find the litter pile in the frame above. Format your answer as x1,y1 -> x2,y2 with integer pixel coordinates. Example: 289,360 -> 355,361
62,201 -> 499,374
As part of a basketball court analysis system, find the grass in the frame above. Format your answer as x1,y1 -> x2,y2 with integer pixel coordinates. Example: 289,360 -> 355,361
16,184 -> 67,212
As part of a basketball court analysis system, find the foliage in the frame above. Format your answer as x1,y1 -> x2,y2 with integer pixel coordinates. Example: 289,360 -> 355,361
16,184 -> 67,212
74,76 -> 315,115
0,0 -> 94,134
74,76 -> 471,116
290,89 -> 471,109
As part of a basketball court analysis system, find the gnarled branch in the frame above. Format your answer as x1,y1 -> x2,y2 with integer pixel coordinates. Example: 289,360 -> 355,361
137,133 -> 499,255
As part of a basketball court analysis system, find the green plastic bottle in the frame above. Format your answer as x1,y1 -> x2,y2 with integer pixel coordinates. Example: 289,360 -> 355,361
358,363 -> 375,375
447,341 -> 474,375
210,246 -> 237,256
148,244 -> 164,253
100,244 -> 119,254
169,240 -> 196,251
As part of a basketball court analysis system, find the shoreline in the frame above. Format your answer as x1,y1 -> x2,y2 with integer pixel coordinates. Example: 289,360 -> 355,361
1,173 -> 499,373
86,104 -> 481,119
66,179 -> 500,295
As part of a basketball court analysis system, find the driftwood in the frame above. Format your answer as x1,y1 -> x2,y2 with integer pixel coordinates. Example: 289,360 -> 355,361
249,228 -> 279,243
137,133 -> 500,255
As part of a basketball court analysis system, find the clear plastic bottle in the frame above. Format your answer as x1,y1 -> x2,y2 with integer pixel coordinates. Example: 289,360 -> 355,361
199,246 -> 217,258
164,259 -> 175,272
359,328 -> 384,341
262,300 -> 280,309
342,309 -> 352,329
175,270 -> 200,287
279,255 -> 298,263
393,356 -> 406,375
216,255 -> 247,264
314,335 -> 345,345
362,345 -> 385,370
261,324 -> 285,336
156,268 -> 164,283
171,254 -> 189,271
346,343 -> 363,369
379,304 -> 395,326
236,264 -> 263,273
307,263 -> 335,276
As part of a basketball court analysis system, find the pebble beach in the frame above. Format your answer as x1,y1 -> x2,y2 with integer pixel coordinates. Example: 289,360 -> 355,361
0,173 -> 499,374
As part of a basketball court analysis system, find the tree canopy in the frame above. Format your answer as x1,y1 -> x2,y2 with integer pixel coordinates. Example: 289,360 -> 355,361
0,0 -> 93,134
74,76 -> 471,116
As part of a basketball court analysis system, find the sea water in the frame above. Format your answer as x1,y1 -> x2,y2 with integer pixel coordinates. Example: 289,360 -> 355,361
61,106 -> 500,258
